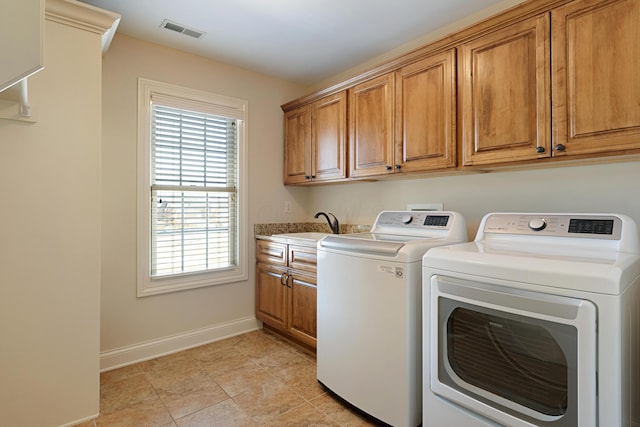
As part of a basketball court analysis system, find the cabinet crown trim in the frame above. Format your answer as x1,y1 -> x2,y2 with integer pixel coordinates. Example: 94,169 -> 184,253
46,0 -> 121,54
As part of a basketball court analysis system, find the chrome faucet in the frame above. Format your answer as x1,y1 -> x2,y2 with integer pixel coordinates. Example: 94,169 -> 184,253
314,212 -> 340,234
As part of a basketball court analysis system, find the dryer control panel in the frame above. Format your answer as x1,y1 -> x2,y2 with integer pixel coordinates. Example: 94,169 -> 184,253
482,214 -> 623,240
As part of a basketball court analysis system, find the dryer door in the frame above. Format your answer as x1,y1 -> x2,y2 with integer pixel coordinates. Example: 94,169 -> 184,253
429,275 -> 597,427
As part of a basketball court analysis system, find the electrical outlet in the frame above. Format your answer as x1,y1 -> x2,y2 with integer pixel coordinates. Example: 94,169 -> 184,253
407,203 -> 444,211
284,200 -> 292,213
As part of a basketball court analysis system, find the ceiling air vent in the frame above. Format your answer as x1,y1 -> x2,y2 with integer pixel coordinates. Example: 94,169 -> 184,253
160,19 -> 206,39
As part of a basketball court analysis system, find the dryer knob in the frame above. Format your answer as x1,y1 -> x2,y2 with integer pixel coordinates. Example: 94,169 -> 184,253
528,218 -> 547,231
401,215 -> 413,224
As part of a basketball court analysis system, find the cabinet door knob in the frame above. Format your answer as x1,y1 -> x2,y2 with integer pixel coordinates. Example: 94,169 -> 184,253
555,144 -> 566,152
280,272 -> 287,286
304,175 -> 311,180
386,165 -> 392,171
285,274 -> 292,288
536,146 -> 545,153
395,164 -> 401,170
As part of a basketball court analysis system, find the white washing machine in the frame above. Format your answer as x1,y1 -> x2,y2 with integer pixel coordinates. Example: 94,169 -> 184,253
317,210 -> 468,427
422,213 -> 640,427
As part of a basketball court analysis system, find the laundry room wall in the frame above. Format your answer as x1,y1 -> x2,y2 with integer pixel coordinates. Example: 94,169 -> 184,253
0,3 -> 110,424
100,33 -> 307,368
305,161 -> 640,237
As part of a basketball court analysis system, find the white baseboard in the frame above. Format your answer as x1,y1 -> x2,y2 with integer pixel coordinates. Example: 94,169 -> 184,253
58,412 -> 99,427
100,316 -> 261,372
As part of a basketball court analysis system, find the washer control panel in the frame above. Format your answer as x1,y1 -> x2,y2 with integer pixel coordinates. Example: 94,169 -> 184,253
483,214 -> 622,240
373,211 -> 452,230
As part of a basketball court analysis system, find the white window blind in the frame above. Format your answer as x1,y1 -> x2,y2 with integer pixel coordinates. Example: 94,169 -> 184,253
137,79 -> 247,297
150,104 -> 238,277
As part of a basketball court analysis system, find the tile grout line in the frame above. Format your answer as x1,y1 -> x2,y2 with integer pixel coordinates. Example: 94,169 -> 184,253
91,329 -> 370,426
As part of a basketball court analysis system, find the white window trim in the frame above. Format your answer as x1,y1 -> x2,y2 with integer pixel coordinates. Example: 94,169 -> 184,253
137,78 -> 248,297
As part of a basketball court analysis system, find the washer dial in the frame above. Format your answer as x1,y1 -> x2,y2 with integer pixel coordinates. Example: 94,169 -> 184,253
528,218 -> 547,231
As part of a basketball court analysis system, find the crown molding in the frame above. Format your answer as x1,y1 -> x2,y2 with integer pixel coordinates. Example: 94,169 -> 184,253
45,0 -> 121,54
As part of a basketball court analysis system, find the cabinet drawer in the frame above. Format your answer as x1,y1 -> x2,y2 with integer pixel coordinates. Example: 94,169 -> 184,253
288,245 -> 317,273
256,240 -> 287,266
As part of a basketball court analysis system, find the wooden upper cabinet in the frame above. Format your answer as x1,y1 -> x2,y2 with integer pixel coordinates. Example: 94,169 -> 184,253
284,0 -> 640,179
283,106 -> 311,184
349,73 -> 395,177
552,0 -> 640,157
283,92 -> 346,184
395,49 -> 457,172
311,91 -> 347,181
460,14 -> 551,166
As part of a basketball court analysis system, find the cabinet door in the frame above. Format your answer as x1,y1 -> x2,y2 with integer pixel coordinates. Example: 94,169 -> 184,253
312,91 -> 347,181
349,73 -> 395,177
283,106 -> 311,184
460,14 -> 550,166
552,0 -> 640,157
395,50 -> 457,172
287,271 -> 317,348
255,263 -> 288,331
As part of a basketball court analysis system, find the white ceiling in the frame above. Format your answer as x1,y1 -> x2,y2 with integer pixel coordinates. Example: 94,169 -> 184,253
77,0 -> 511,85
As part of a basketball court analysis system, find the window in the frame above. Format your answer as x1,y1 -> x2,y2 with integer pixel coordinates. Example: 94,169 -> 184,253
137,79 -> 248,296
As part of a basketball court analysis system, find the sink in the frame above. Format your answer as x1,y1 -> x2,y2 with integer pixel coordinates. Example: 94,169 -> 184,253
271,232 -> 332,242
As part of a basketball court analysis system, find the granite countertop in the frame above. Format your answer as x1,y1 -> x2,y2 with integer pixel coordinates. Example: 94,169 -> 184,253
254,222 -> 371,246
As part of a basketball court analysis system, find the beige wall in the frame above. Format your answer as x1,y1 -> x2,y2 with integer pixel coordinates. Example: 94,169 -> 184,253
304,161 -> 640,238
0,18 -> 102,427
100,34 -> 307,365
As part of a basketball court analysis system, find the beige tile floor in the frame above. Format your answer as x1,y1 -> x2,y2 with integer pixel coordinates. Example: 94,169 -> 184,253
75,328 -> 381,427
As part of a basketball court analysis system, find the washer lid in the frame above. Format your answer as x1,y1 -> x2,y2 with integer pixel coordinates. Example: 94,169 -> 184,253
318,211 -> 468,261
319,234 -> 466,261
319,233 -> 424,256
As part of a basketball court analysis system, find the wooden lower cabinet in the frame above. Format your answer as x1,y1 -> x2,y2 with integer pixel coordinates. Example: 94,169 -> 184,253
255,240 -> 318,349
286,271 -> 317,347
255,263 -> 288,331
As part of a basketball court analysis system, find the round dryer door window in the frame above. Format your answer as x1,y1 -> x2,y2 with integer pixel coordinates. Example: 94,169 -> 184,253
429,275 -> 598,427
447,307 -> 569,416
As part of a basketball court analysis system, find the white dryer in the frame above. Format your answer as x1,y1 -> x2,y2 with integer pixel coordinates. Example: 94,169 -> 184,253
422,213 -> 640,427
317,210 -> 468,427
